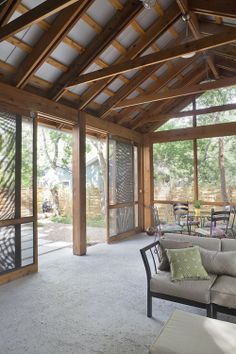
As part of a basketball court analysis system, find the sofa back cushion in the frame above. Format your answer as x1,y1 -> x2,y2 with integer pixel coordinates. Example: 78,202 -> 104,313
221,239 -> 236,252
199,247 -> 236,277
162,234 -> 221,251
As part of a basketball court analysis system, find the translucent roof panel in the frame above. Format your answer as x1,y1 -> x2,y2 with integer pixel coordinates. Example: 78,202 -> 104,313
140,78 -> 154,90
50,42 -> 78,66
117,25 -> 139,49
136,8 -> 158,31
107,78 -> 124,92
94,92 -> 110,104
99,45 -> 120,65
156,31 -> 173,49
83,62 -> 101,75
86,0 -> 116,27
69,83 -> 90,96
123,69 -> 139,79
14,24 -> 45,47
35,63 -> 62,83
127,91 -> 139,99
0,42 -> 27,67
158,0 -> 174,10
68,19 -> 97,48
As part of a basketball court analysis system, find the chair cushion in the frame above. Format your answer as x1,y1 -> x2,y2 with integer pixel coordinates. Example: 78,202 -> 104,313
200,248 -> 236,277
162,234 -> 221,251
150,271 -> 216,304
195,227 -> 225,238
158,239 -> 192,271
166,247 -> 209,281
211,275 -> 236,309
160,223 -> 182,233
149,310 -> 236,354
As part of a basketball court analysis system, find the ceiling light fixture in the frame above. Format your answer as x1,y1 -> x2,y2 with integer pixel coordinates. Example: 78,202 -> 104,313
140,0 -> 157,9
181,13 -> 196,59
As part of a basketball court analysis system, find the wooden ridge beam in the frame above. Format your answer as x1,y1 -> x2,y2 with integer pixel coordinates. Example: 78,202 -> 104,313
189,0 -> 236,19
14,0 -> 92,88
77,2 -> 181,110
176,0 -> 219,79
144,102 -> 236,123
147,121 -> 236,143
49,0 -> 143,102
114,76 -> 236,109
70,28 -> 236,86
0,0 -> 21,26
0,0 -> 82,42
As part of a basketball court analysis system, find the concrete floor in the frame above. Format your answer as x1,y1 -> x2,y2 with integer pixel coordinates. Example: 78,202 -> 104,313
0,233 -> 235,354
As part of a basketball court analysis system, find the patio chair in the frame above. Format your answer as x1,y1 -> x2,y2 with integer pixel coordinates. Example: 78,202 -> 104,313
173,202 -> 200,235
152,206 -> 183,239
220,206 -> 236,238
195,208 -> 230,238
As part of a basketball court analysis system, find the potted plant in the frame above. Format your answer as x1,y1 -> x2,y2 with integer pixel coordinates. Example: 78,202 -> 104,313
194,200 -> 201,217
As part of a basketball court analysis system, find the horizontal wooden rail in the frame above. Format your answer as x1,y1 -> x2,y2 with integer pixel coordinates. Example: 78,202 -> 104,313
154,200 -> 236,207
109,202 -> 135,209
0,216 -> 35,228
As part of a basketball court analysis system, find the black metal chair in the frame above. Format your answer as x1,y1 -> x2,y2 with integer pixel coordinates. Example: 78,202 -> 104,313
173,202 -> 200,235
195,208 -> 230,238
152,206 -> 183,239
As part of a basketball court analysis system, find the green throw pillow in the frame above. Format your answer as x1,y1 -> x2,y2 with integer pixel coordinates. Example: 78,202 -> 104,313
166,246 -> 209,281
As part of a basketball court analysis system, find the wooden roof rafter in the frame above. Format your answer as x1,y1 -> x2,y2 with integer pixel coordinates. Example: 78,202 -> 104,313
49,0 -> 143,102
0,0 -> 21,27
76,1 -> 181,111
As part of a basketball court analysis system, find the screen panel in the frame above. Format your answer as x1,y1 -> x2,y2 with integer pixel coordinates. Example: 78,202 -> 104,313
0,111 -> 16,220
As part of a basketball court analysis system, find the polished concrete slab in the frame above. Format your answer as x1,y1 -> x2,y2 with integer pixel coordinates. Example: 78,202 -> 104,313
0,233 -> 235,354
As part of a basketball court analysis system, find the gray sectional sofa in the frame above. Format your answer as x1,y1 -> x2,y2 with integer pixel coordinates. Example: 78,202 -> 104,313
140,234 -> 236,318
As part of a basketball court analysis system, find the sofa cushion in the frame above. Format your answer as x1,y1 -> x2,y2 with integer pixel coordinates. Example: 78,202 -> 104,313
158,239 -> 192,271
150,271 -> 216,304
149,309 -> 236,354
211,275 -> 236,309
162,233 -> 221,251
221,239 -> 236,252
166,247 -> 209,281
200,248 -> 236,277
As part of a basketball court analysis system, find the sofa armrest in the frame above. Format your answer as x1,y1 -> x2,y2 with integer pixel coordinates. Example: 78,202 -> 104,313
140,240 -> 160,282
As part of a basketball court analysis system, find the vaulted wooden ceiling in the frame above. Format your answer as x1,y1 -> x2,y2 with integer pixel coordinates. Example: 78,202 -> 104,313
0,0 -> 236,133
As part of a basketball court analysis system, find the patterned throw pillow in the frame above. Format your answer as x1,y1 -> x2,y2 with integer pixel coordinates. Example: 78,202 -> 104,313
166,246 -> 209,281
158,239 -> 193,271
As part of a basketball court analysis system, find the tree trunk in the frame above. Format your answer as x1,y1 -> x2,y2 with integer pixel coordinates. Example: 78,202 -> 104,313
218,137 -> 228,203
50,186 -> 61,215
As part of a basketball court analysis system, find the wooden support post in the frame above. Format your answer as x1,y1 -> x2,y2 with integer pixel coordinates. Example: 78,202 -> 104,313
193,98 -> 199,201
143,138 -> 153,230
72,111 -> 86,255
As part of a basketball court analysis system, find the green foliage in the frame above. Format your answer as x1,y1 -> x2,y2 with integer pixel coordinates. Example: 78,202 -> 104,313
194,200 -> 201,209
50,215 -> 72,224
154,87 -> 236,203
87,215 -> 105,228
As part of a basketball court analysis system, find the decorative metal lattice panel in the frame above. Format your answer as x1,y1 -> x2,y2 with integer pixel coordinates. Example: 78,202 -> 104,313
109,207 -> 134,237
109,139 -> 134,204
0,111 -> 16,220
0,226 -> 15,273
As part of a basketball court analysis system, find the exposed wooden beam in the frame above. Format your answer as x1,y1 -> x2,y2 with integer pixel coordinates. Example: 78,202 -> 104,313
147,121 -> 236,143
116,55 -> 197,125
0,0 -> 82,42
14,0 -> 91,88
49,0 -> 143,101
0,0 -> 21,26
114,76 -> 236,109
77,2 -> 181,110
144,102 -> 236,123
176,0 -> 219,79
0,82 -> 142,143
132,67 -> 205,130
216,58 -> 236,74
189,0 -> 236,19
70,28 -> 236,86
